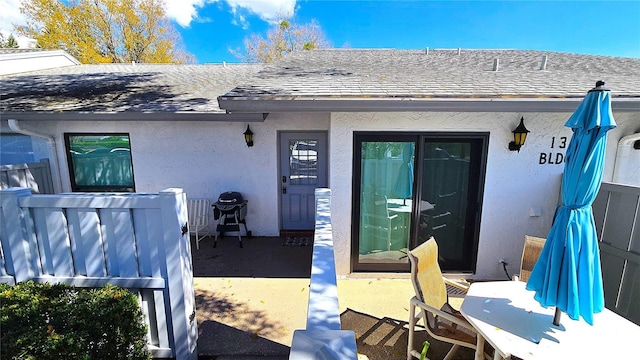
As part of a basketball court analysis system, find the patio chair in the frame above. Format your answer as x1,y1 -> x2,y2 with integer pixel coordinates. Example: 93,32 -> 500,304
361,194 -> 404,252
514,235 -> 546,282
407,237 -> 488,360
187,198 -> 211,250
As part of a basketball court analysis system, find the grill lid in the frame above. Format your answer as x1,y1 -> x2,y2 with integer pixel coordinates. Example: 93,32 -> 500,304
217,191 -> 244,204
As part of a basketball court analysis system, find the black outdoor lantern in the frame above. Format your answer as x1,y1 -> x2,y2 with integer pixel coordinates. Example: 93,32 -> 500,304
509,116 -> 530,152
243,125 -> 254,147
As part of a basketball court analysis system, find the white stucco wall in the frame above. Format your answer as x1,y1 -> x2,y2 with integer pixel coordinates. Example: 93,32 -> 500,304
18,112 -> 330,236
4,109 -> 638,279
329,111 -> 640,280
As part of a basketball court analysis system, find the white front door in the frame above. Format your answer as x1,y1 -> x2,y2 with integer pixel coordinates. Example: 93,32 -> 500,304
279,132 -> 327,230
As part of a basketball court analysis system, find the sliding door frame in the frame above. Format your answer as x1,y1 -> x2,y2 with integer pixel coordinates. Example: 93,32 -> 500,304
351,131 -> 489,273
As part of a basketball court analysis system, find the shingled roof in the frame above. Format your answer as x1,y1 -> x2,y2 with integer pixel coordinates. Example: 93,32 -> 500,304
2,49 -> 639,120
218,49 -> 640,113
1,63 -> 264,120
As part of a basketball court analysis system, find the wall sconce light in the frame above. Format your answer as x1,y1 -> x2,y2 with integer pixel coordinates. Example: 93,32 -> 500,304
509,117 -> 530,152
243,125 -> 254,147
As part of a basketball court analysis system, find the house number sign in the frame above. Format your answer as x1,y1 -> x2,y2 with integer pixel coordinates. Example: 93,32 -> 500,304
539,136 -> 567,165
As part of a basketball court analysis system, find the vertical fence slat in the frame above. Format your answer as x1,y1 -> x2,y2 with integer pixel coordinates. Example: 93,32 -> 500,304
44,208 -> 73,276
0,188 -> 35,282
133,209 -> 153,277
0,203 -> 13,278
67,208 -> 106,277
153,289 -> 171,350
100,208 -> 119,276
82,209 -> 107,277
0,237 -> 7,277
22,201 -> 42,276
160,189 -> 197,360
100,208 -> 140,276
33,159 -> 54,194
112,209 -> 138,277
67,209 -> 87,276
33,208 -> 54,274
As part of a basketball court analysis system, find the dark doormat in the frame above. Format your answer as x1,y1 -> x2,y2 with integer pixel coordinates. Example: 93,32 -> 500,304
282,236 -> 314,247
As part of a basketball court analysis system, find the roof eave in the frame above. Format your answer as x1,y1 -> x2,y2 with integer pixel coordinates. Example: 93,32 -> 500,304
0,111 -> 267,122
218,97 -> 640,113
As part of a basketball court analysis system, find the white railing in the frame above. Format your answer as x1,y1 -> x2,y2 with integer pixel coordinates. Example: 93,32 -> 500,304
289,188 -> 358,359
594,182 -> 640,325
0,187 -> 198,359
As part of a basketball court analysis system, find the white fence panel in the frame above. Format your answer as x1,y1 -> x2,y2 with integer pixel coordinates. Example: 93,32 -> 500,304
0,187 -> 197,359
0,159 -> 54,194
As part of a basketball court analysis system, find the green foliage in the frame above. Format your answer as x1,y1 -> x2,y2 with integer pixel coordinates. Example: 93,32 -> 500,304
279,20 -> 290,30
16,0 -> 194,64
362,141 -> 406,160
0,33 -> 20,48
0,282 -> 151,360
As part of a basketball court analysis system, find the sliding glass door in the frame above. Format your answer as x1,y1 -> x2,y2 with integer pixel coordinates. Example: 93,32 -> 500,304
352,132 -> 488,273
355,136 -> 416,269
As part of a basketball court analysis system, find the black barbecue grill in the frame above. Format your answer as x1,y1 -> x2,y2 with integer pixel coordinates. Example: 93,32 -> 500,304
212,191 -> 251,248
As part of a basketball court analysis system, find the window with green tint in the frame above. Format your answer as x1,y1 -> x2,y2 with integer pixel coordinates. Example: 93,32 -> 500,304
64,133 -> 135,192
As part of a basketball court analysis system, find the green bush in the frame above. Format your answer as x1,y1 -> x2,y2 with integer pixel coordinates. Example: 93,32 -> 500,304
0,281 -> 151,360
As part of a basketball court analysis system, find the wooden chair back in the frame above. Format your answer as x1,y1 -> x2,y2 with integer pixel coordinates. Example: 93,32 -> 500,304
519,235 -> 546,282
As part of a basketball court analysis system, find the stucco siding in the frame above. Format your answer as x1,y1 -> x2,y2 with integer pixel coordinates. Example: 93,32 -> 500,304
17,112 -> 330,237
4,110 -> 637,279
329,111 -> 639,279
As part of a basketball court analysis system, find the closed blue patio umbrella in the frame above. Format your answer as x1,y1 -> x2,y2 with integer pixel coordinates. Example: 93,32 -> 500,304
526,81 -> 616,326
392,142 -> 415,203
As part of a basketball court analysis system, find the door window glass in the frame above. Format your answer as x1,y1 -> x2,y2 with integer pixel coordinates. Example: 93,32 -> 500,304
289,140 -> 318,185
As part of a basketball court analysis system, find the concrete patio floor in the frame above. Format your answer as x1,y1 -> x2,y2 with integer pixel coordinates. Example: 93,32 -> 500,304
191,236 -> 474,360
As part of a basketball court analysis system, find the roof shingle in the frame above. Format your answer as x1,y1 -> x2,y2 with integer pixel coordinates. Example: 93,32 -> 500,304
221,49 -> 640,100
1,63 -> 263,114
2,49 -> 639,116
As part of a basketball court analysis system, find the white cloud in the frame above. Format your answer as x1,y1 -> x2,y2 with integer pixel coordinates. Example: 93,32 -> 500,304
230,11 -> 250,30
165,0 -> 218,27
226,0 -> 297,23
165,0 -> 298,28
0,0 -> 298,44
0,0 -> 33,47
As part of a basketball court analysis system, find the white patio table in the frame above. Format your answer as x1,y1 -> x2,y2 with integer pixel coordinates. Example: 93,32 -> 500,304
460,280 -> 639,360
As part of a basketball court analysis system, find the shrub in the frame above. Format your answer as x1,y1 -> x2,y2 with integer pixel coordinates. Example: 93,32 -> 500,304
0,281 -> 151,360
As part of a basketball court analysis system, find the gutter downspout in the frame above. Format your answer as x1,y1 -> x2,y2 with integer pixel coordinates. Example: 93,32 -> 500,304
612,132 -> 640,186
8,119 -> 63,193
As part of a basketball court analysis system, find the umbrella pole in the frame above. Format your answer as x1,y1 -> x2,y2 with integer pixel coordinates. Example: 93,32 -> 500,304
553,308 -> 562,326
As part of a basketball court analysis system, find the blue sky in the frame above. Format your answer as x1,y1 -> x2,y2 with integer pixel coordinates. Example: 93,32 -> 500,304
176,0 -> 640,64
1,0 -> 639,63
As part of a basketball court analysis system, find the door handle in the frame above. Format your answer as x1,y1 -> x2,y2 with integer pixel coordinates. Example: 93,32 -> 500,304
282,186 -> 287,194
